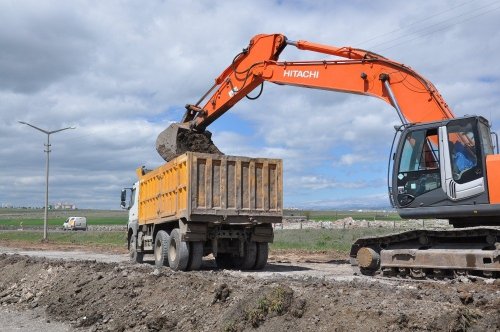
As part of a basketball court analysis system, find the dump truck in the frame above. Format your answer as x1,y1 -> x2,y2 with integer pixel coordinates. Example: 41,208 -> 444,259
121,151 -> 282,271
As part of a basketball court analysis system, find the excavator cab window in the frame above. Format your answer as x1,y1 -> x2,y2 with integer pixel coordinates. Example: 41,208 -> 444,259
396,129 -> 441,205
478,121 -> 494,156
447,119 -> 482,184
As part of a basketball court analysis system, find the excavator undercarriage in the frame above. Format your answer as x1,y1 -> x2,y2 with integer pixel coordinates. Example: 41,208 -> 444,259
351,226 -> 500,279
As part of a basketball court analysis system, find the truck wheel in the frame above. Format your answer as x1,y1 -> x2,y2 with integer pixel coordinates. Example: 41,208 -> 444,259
253,242 -> 269,270
187,241 -> 203,271
233,241 -> 257,270
167,229 -> 189,271
129,236 -> 144,264
154,230 -> 170,268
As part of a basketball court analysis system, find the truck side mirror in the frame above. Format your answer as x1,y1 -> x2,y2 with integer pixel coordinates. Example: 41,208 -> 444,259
120,189 -> 127,209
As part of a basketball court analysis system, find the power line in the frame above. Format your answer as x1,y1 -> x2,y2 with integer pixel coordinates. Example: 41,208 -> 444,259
376,3 -> 500,52
352,1 -> 500,52
355,0 -> 475,46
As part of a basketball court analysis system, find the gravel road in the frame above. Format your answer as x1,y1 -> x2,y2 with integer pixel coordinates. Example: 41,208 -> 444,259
0,247 -> 128,264
0,246 -> 355,281
0,307 -> 72,332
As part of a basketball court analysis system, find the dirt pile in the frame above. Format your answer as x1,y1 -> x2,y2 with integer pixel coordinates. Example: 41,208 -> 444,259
280,217 -> 450,230
0,254 -> 499,331
156,123 -> 223,161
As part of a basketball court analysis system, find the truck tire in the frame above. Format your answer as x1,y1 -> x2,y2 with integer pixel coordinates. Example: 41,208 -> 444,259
253,242 -> 269,270
187,241 -> 203,271
233,241 -> 257,270
130,235 -> 144,264
154,230 -> 170,268
167,228 -> 189,271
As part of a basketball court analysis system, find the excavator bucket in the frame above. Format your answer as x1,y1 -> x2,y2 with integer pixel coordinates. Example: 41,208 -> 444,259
156,123 -> 223,161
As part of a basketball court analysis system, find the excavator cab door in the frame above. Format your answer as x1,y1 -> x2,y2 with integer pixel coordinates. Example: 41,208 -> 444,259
438,118 -> 485,201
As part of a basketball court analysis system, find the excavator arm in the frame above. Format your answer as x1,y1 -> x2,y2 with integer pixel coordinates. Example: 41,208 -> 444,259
187,33 -> 453,130
156,33 -> 455,161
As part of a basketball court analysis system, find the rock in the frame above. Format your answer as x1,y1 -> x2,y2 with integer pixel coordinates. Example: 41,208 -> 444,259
457,276 -> 471,284
212,283 -> 230,304
21,291 -> 34,302
458,291 -> 474,305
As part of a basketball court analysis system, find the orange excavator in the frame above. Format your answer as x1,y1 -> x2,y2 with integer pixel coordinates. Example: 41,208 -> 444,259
157,33 -> 500,278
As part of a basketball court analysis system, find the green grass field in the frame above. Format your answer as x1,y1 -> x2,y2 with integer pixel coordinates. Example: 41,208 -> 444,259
285,210 -> 402,222
0,217 -> 126,227
0,231 -> 125,247
271,228 -> 396,252
0,208 -> 127,227
0,208 -> 402,253
0,228 -> 396,254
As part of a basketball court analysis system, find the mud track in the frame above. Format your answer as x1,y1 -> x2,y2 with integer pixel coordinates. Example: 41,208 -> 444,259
0,246 -> 499,331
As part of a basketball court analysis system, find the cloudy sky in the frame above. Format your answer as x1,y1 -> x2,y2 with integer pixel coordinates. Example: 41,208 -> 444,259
1,0 -> 499,210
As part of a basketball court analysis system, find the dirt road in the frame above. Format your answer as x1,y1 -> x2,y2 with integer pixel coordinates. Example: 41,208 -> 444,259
0,307 -> 72,332
0,246 -> 354,280
0,245 -> 499,331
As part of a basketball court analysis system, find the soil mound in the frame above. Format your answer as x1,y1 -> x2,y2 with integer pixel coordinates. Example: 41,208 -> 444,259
0,254 -> 499,331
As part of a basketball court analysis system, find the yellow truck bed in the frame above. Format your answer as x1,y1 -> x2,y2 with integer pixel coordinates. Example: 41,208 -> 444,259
136,152 -> 283,225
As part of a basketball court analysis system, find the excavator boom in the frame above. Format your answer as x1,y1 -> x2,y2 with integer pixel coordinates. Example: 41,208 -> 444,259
157,33 -> 454,160
194,35 -> 452,127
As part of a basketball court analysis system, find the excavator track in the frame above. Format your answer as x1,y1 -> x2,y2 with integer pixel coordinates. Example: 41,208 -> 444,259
350,227 -> 500,280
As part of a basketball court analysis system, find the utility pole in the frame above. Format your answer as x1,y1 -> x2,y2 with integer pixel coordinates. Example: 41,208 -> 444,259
19,121 -> 75,241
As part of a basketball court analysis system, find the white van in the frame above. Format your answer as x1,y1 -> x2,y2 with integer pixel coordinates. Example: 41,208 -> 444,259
63,217 -> 87,231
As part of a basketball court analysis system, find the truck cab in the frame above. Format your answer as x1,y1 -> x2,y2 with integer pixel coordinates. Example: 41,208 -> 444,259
121,182 -> 140,258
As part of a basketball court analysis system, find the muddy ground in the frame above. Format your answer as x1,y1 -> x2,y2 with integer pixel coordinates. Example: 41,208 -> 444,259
0,245 -> 499,332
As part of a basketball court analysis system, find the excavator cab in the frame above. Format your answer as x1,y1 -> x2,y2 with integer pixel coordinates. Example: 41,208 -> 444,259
390,116 -> 500,226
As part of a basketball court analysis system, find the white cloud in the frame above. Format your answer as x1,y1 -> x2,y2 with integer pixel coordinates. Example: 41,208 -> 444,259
335,154 -> 372,166
1,1 -> 499,209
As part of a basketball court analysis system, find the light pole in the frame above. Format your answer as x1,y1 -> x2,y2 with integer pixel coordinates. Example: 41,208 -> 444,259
19,121 -> 75,241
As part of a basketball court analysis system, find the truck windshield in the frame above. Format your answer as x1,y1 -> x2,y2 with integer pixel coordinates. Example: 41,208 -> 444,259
130,188 -> 136,207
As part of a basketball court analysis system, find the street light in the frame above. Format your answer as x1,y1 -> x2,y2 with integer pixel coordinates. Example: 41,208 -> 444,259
19,121 -> 76,241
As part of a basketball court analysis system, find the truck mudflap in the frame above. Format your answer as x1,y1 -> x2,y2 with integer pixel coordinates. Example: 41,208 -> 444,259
350,227 -> 500,279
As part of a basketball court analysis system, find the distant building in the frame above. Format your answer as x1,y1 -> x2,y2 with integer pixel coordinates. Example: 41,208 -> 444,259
53,202 -> 77,210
